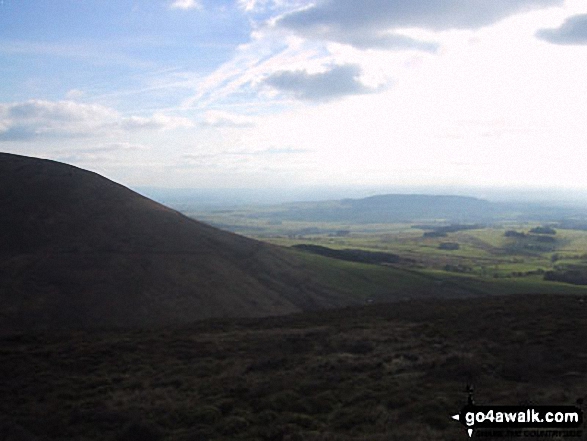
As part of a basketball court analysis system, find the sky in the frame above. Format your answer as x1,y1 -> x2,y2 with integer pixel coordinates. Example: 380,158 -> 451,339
1,0 -> 587,193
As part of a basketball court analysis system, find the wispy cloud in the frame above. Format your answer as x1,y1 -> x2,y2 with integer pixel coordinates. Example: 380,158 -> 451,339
536,13 -> 587,44
180,31 -> 327,109
119,113 -> 194,131
200,110 -> 256,128
51,142 -> 149,163
255,146 -> 308,155
0,40 -> 152,68
65,89 -> 85,100
185,0 -> 558,110
181,146 -> 309,170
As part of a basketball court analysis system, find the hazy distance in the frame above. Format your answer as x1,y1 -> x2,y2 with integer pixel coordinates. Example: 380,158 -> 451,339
135,185 -> 587,210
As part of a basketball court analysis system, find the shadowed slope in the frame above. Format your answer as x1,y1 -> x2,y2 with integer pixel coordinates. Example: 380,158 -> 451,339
0,153 -> 344,331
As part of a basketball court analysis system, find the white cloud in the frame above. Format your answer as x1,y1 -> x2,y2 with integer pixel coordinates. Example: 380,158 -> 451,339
4,0 -> 587,191
263,64 -> 377,101
0,100 -> 193,141
238,0 -> 308,13
168,3 -> 578,190
186,0 -> 562,111
169,0 -> 201,10
537,13 -> 587,44
280,0 -> 563,31
0,100 -> 118,141
120,113 -> 193,131
277,0 -> 563,49
180,28 -> 356,110
238,0 -> 265,12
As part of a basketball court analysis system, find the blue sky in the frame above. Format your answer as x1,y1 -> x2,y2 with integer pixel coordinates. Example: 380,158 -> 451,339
1,0 -> 587,191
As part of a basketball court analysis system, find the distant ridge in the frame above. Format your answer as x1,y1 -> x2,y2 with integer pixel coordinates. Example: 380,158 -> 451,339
0,153 -> 345,331
340,194 -> 494,222
270,193 -> 496,223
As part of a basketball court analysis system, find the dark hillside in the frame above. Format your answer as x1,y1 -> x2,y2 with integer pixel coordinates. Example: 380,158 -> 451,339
0,153 -> 347,331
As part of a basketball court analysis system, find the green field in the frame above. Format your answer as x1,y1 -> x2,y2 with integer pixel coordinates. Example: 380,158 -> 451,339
190,208 -> 587,296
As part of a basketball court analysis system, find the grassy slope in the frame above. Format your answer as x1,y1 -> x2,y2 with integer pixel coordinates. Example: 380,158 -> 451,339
1,294 -> 586,440
288,246 -> 587,301
227,216 -> 587,295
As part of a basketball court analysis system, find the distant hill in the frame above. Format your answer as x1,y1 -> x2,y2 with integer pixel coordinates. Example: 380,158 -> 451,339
340,194 -> 495,222
0,153 -> 355,331
227,193 -> 585,224
265,194 -> 497,223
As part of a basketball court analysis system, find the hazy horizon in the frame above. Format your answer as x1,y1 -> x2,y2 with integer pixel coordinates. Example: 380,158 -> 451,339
2,1 -> 587,191
134,183 -> 587,207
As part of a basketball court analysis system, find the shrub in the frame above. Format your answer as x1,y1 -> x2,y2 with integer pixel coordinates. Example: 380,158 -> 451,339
505,230 -> 526,238
529,226 -> 556,235
438,242 -> 459,251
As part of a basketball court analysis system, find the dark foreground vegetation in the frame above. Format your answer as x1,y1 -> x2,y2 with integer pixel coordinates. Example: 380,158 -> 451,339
2,294 -> 587,440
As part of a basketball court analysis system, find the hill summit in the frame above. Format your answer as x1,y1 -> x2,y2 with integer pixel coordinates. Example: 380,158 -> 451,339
0,153 -> 341,331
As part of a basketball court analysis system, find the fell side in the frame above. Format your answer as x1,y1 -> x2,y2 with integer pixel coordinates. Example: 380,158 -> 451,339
0,153 -> 346,331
